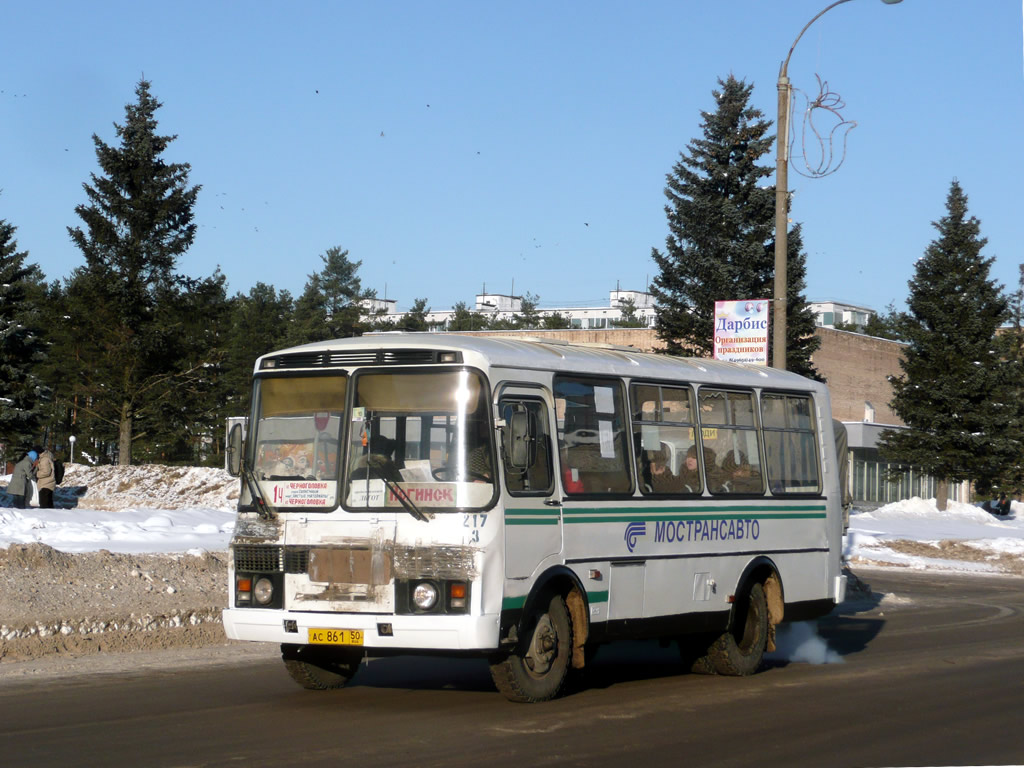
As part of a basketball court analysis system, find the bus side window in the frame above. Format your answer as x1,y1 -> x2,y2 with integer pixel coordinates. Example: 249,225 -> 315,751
761,392 -> 821,494
555,376 -> 632,496
631,382 -> 701,496
698,388 -> 764,496
500,399 -> 554,495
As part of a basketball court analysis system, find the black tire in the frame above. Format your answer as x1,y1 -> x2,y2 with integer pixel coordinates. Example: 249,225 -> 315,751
708,582 -> 768,676
489,593 -> 572,703
679,634 -> 718,675
281,644 -> 362,691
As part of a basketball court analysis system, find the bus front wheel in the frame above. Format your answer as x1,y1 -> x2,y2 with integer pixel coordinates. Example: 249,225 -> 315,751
490,592 -> 572,702
708,582 -> 768,676
281,644 -> 362,690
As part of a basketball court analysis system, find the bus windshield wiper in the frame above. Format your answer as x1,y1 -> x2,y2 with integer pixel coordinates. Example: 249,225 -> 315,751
242,461 -> 275,520
359,414 -> 430,522
363,455 -> 431,522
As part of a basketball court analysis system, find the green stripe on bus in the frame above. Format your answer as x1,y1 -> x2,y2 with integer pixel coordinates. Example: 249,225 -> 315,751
561,504 -> 826,516
506,519 -> 560,525
561,514 -> 823,528
502,595 -> 527,610
503,504 -> 826,525
502,591 -> 609,611
505,508 -> 562,525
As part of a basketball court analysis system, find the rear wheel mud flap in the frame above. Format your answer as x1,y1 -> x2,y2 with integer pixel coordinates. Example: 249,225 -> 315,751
763,574 -> 784,653
565,587 -> 588,668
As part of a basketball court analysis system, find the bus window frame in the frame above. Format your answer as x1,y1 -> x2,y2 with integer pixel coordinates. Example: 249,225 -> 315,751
553,374 -> 634,499
341,365 -> 499,514
248,370 -> 350,512
696,386 -> 765,497
760,389 -> 823,497
629,381 -> 704,498
497,391 -> 556,498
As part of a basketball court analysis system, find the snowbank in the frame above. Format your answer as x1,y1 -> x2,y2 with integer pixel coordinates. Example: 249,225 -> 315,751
0,464 -> 238,554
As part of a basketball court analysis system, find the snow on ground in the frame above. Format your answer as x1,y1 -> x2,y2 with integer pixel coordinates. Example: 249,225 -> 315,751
2,463 -> 1024,575
0,464 -> 238,554
845,496 -> 1024,574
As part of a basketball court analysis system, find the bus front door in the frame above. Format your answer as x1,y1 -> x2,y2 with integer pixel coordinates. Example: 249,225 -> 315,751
499,390 -> 562,580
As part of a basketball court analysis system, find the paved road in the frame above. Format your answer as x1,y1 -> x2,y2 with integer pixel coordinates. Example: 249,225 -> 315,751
3,568 -> 1023,768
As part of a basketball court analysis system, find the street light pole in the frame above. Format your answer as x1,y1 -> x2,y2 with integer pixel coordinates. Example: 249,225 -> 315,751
772,0 -> 903,370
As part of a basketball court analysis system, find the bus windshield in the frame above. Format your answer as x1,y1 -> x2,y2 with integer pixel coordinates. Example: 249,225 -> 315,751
345,369 -> 495,512
252,375 -> 346,483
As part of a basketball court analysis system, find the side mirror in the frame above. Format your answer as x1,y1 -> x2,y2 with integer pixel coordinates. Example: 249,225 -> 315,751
504,410 -> 536,470
227,423 -> 244,477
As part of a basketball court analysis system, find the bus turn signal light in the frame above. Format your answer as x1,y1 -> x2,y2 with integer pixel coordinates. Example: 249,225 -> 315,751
236,577 -> 253,604
449,582 -> 467,609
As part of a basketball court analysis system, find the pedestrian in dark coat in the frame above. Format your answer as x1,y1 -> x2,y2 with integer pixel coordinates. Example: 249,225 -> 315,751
35,447 -> 56,509
8,451 -> 38,508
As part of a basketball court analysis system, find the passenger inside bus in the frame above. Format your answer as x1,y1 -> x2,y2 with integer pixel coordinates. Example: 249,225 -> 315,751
678,444 -> 703,492
718,450 -> 763,494
644,446 -> 701,494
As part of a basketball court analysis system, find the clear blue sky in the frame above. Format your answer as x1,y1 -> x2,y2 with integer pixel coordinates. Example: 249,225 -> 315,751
2,1 -> 1022,314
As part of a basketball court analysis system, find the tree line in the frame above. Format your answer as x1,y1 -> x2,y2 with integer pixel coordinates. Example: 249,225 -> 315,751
3,76 -> 1022,505
0,80 -> 653,467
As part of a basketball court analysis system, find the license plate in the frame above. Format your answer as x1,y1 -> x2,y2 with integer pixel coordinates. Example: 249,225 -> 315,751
308,628 -> 364,646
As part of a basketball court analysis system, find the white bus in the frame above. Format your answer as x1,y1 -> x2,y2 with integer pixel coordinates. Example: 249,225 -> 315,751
223,333 -> 846,702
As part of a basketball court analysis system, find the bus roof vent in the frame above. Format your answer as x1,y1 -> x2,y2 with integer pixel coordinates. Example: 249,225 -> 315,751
267,348 -> 460,369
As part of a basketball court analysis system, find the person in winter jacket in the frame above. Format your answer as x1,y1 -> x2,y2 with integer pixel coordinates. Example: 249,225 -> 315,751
35,447 -> 56,509
8,451 -> 38,508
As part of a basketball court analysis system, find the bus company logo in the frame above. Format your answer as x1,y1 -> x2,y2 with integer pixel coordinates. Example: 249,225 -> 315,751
624,521 -> 646,553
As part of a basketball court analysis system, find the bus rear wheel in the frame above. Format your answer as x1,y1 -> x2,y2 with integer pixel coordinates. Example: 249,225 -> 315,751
708,582 -> 768,676
490,592 -> 572,702
281,644 -> 362,690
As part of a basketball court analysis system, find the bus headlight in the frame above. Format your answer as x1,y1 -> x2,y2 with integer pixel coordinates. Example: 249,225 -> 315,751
254,577 -> 275,606
412,582 -> 439,611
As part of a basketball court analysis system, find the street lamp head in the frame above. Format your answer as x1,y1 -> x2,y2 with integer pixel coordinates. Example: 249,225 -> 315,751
880,0 -> 903,4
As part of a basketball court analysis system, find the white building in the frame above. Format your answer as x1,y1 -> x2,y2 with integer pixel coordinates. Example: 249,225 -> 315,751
373,291 -> 875,336
376,289 -> 658,331
809,300 -> 875,330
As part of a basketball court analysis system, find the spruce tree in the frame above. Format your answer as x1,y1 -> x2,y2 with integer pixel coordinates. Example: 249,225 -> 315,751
613,297 -> 650,329
289,246 -> 368,345
66,79 -> 201,465
985,264 -> 1024,497
782,224 -> 821,379
448,301 -> 487,331
225,282 -> 294,416
145,271 -> 231,463
542,312 -> 572,330
862,303 -> 904,341
34,281 -> 80,455
397,298 -> 430,331
651,75 -> 819,377
514,292 -> 542,330
878,181 -> 1010,509
0,219 -> 49,456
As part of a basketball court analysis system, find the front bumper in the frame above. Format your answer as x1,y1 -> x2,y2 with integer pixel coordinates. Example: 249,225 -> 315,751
222,608 -> 501,651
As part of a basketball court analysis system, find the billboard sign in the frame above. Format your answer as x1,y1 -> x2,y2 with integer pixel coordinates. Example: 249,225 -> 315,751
713,299 -> 770,365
